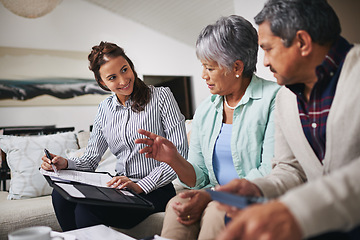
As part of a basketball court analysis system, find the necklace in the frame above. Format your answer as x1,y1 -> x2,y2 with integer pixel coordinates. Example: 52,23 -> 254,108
224,96 -> 238,110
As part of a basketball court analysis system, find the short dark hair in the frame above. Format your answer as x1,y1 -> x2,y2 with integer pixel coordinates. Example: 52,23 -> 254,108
254,0 -> 341,47
88,41 -> 150,112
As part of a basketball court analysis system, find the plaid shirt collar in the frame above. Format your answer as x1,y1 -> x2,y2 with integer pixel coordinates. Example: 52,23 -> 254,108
287,36 -> 353,96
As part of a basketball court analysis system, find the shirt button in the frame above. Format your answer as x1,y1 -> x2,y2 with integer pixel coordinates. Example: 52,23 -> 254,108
312,123 -> 317,128
330,72 -> 334,76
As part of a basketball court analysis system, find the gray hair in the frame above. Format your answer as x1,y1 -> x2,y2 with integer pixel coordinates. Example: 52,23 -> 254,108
196,15 -> 258,78
254,0 -> 341,47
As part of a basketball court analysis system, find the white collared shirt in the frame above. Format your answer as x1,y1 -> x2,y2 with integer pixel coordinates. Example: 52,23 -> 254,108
68,86 -> 188,193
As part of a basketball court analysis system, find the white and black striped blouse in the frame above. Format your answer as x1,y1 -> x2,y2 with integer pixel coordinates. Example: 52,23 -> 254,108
68,86 -> 189,194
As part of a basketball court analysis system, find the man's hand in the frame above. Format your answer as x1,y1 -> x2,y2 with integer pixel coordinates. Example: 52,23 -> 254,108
215,178 -> 262,197
215,178 -> 263,216
216,201 -> 302,240
172,190 -> 212,225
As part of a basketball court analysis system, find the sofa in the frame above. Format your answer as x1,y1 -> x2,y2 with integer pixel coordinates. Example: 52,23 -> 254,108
0,120 -> 192,240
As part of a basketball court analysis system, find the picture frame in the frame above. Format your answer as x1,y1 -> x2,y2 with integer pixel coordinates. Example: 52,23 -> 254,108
0,47 -> 111,106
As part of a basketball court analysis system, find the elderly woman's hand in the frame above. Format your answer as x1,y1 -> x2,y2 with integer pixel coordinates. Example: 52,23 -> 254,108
135,129 -> 182,165
172,190 -> 212,225
136,129 -> 197,187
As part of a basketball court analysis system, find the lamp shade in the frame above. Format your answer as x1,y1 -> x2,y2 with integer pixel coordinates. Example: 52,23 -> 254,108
0,0 -> 62,18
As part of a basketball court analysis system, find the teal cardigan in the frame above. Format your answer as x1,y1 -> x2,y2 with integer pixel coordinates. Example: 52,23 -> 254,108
182,74 -> 280,189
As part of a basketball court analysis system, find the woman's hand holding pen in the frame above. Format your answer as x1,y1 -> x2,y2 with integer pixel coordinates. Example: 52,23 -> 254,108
41,152 -> 68,171
107,176 -> 143,194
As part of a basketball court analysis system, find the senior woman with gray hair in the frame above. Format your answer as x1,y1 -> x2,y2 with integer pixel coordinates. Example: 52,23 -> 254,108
135,15 -> 280,239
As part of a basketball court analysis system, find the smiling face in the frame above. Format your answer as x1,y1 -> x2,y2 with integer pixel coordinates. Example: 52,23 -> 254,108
201,60 -> 239,96
258,21 -> 303,86
99,56 -> 135,105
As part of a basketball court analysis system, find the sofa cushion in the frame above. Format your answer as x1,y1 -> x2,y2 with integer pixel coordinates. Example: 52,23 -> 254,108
0,191 -> 61,239
185,119 -> 192,144
112,212 -> 165,239
0,132 -> 79,199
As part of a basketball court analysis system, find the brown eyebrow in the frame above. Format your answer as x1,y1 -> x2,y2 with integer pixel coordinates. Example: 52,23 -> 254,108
120,64 -> 128,71
106,74 -> 115,80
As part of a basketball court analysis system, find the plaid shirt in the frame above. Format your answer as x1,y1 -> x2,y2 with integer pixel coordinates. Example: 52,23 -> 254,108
287,37 -> 353,162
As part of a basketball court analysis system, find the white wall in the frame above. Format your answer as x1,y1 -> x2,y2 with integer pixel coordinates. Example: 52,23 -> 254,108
0,0 -> 206,131
234,0 -> 275,82
0,0 -> 357,131
234,0 -> 360,80
0,0 -> 277,131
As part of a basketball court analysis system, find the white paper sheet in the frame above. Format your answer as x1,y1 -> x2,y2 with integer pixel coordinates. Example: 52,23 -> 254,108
40,168 -> 112,187
65,224 -> 135,240
51,231 -> 77,240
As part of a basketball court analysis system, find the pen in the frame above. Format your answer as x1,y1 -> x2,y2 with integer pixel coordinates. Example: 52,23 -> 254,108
44,149 -> 59,176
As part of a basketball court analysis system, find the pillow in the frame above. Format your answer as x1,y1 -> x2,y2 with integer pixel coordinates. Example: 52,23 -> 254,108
76,130 -> 90,149
96,148 -> 118,175
0,132 -> 79,199
72,130 -> 118,175
185,119 -> 192,145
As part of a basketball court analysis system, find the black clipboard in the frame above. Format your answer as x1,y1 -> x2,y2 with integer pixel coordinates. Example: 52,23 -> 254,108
43,173 -> 154,210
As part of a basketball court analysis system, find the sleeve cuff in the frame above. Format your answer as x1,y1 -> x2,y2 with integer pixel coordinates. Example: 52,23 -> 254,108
136,177 -> 157,194
67,158 -> 76,169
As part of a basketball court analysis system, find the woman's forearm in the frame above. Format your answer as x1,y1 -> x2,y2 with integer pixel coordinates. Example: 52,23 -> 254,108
168,153 -> 197,187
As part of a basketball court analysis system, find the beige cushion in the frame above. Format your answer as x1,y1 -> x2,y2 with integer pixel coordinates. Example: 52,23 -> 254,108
0,191 -> 61,239
112,212 -> 165,239
185,119 -> 192,144
76,131 -> 90,149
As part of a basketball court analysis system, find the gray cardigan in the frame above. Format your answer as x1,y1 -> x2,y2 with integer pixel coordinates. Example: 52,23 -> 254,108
252,44 -> 360,238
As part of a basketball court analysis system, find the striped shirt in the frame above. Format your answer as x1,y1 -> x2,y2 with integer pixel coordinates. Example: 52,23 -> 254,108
68,86 -> 189,193
287,37 -> 353,162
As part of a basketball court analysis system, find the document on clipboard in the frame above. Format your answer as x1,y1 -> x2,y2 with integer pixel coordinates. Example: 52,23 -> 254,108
40,168 -> 112,187
40,168 -> 154,210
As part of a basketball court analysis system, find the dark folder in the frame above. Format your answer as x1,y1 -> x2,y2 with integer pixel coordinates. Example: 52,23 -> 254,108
43,173 -> 154,210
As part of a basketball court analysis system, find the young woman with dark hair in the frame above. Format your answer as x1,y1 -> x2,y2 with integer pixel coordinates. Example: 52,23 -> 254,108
41,41 -> 188,231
